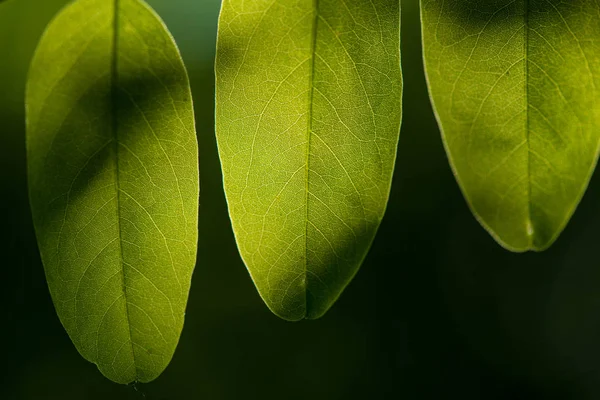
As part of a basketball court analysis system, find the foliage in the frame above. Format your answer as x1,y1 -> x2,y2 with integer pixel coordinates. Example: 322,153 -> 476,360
422,0 -> 600,251
10,0 -> 600,386
27,0 -> 198,383
215,0 -> 402,321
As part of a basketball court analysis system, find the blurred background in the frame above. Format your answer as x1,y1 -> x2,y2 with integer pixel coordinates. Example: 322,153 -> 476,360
3,0 -> 600,398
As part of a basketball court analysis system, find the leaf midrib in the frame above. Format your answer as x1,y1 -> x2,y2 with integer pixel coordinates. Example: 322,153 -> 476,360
111,0 -> 139,379
304,0 -> 320,318
525,0 -> 533,247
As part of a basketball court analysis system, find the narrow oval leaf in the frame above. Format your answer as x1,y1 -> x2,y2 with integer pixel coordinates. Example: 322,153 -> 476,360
422,1 -> 600,251
27,0 -> 198,383
216,0 -> 402,320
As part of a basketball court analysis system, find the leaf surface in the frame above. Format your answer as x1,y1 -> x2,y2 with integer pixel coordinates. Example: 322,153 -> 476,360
216,0 -> 402,320
422,0 -> 600,251
27,0 -> 198,383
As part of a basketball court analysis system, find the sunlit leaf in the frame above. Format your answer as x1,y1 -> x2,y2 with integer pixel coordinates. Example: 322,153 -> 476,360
422,0 -> 600,251
27,0 -> 198,383
216,0 -> 402,320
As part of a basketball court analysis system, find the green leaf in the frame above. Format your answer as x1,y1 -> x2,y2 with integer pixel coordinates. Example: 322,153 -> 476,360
421,0 -> 600,251
27,0 -> 198,384
215,0 -> 402,320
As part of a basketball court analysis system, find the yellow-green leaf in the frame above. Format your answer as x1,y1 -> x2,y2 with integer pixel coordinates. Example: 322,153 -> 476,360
215,0 -> 402,320
27,0 -> 198,383
422,0 -> 600,251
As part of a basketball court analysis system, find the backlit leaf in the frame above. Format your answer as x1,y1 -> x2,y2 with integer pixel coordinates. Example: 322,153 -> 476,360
422,0 -> 600,251
27,0 -> 198,383
215,0 -> 402,320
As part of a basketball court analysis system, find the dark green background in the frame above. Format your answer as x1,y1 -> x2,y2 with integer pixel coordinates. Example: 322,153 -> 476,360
3,0 -> 600,398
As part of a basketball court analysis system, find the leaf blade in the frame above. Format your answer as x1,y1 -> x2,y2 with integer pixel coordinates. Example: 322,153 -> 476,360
421,0 -> 600,251
215,0 -> 402,320
27,0 -> 198,383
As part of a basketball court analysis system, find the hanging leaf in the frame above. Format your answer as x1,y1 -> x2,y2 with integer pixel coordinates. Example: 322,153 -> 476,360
215,0 -> 402,320
27,0 -> 198,383
421,0 -> 600,251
